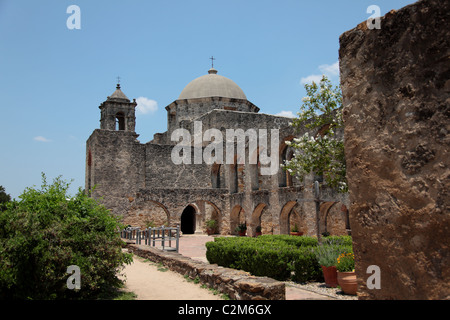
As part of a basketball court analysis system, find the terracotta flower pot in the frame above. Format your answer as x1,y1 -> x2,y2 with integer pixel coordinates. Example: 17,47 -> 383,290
337,271 -> 357,295
321,266 -> 338,288
290,232 -> 303,236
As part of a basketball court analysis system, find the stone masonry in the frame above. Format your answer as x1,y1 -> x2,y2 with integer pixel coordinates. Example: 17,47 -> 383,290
340,0 -> 449,299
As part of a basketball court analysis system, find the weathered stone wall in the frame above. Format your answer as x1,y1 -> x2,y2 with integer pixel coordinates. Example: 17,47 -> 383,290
86,129 -> 145,217
165,97 -> 259,139
340,0 -> 449,299
144,143 -> 212,189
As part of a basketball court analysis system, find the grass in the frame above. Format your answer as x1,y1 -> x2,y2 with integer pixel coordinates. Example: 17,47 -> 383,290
184,275 -> 231,300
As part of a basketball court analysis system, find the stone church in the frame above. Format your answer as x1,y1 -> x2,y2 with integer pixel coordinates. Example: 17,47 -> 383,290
85,67 -> 349,236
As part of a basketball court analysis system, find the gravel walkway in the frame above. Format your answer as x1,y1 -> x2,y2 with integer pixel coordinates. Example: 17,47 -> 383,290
285,281 -> 358,300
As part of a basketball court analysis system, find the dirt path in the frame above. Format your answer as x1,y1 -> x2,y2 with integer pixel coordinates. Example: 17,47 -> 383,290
119,253 -> 223,300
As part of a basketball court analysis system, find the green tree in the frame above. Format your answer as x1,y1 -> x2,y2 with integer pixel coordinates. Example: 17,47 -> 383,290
0,173 -> 132,299
0,185 -> 11,209
283,75 -> 347,193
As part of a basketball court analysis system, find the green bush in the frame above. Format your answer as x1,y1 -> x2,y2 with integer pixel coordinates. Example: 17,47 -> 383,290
0,174 -> 132,299
291,247 -> 323,283
205,234 -> 352,283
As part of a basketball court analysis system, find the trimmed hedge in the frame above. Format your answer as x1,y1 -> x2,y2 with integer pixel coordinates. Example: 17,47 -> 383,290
205,235 -> 352,282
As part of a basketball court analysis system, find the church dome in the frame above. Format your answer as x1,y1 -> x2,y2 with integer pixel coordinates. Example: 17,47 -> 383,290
178,68 -> 247,100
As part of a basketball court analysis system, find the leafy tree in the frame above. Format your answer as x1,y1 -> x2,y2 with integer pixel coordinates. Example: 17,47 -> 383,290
283,75 -> 347,193
0,173 -> 132,299
0,185 -> 11,210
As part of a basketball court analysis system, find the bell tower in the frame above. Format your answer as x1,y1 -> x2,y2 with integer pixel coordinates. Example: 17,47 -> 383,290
99,81 -> 137,132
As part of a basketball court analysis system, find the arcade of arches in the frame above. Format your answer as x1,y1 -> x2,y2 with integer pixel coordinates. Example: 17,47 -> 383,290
123,197 -> 350,237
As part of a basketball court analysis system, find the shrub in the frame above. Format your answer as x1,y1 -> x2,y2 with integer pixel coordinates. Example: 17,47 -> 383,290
291,247 -> 323,283
205,234 -> 352,283
313,237 -> 352,267
0,174 -> 132,299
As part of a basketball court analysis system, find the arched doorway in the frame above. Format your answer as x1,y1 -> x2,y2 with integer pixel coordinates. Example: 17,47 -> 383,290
181,205 -> 196,234
230,205 -> 245,235
251,203 -> 272,235
280,201 -> 307,234
320,202 -> 350,236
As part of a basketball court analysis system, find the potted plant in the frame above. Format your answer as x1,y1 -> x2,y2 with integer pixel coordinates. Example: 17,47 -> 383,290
336,252 -> 357,295
290,224 -> 303,236
314,244 -> 342,288
235,223 -> 247,236
205,219 -> 218,235
254,225 -> 262,237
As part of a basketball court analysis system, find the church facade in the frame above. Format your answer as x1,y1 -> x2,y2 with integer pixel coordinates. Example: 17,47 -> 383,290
85,67 -> 349,236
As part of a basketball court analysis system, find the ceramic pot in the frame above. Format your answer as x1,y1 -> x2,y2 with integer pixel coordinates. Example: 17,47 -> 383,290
290,232 -> 304,236
321,265 -> 338,288
337,271 -> 357,295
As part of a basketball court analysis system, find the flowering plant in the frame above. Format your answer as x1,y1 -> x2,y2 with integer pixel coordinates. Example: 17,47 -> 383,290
336,252 -> 355,272
282,75 -> 347,193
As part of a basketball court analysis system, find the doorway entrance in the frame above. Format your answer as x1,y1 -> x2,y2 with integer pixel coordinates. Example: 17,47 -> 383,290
181,205 -> 196,234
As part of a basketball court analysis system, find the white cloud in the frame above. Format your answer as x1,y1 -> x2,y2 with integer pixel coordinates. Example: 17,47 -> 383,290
33,136 -> 51,142
300,74 -> 323,85
275,110 -> 296,118
136,96 -> 158,114
300,61 -> 340,85
319,61 -> 340,76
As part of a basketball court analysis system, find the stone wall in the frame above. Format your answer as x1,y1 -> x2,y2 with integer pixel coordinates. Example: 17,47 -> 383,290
144,143 -> 212,189
125,241 -> 286,300
339,0 -> 449,299
86,129 -> 145,217
165,97 -> 259,139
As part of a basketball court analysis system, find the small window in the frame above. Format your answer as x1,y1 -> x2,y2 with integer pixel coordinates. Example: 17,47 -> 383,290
115,112 -> 125,131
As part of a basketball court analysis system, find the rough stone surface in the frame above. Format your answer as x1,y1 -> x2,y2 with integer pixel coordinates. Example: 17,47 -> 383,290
339,0 -> 450,299
125,241 -> 286,300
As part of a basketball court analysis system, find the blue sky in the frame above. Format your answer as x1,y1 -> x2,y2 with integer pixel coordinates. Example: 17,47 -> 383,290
0,0 -> 414,199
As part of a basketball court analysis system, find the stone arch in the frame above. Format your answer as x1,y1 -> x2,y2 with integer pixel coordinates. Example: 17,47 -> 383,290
201,200 -> 223,234
211,163 -> 225,188
181,205 -> 196,234
280,201 -> 307,234
179,200 -> 223,235
230,205 -> 245,235
124,200 -> 170,229
279,135 -> 295,187
320,201 -> 350,236
115,112 -> 125,131
251,203 -> 272,236
229,154 -> 244,193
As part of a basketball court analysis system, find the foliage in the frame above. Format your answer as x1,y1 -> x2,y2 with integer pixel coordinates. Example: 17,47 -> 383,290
205,235 -> 352,283
336,252 -> 355,272
235,223 -> 247,232
283,75 -> 347,193
206,219 -> 218,229
0,173 -> 132,299
0,185 -> 11,211
314,238 -> 350,267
